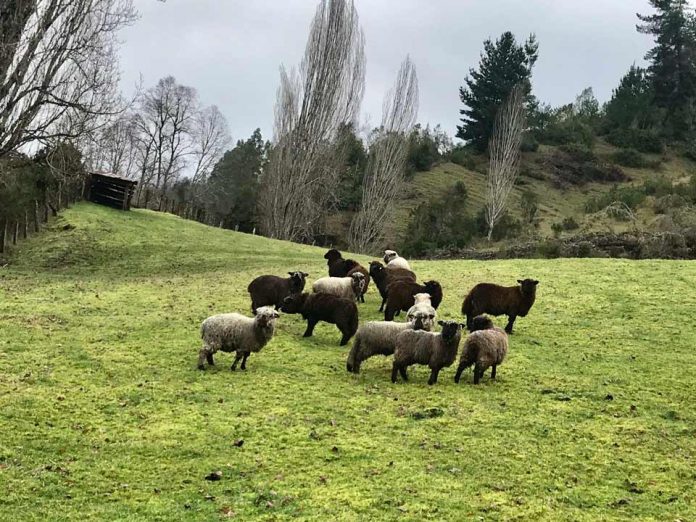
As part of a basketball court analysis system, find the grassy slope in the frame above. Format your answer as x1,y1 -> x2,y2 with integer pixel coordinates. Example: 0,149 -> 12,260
1,203 -> 695,520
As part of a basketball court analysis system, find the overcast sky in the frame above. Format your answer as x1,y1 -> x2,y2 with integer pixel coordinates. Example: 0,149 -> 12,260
118,0 -> 655,143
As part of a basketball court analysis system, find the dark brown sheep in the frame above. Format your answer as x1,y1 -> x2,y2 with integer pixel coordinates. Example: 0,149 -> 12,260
454,315 -> 508,384
279,292 -> 358,346
461,279 -> 539,334
248,271 -> 308,313
369,261 -> 416,312
391,320 -> 464,385
324,249 -> 370,302
384,280 -> 443,321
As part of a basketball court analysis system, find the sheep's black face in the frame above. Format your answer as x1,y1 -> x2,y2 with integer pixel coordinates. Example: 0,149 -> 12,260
369,262 -> 384,278
424,281 -> 441,293
324,249 -> 341,262
279,294 -> 304,313
471,315 -> 494,331
437,320 -> 462,340
517,279 -> 539,294
288,271 -> 308,292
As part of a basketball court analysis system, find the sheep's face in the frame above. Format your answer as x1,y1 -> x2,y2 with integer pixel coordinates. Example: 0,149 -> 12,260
288,271 -> 309,292
324,249 -> 341,262
351,273 -> 365,293
369,261 -> 384,278
423,281 -> 441,294
471,315 -> 494,332
408,310 -> 435,331
383,250 -> 398,264
279,293 -> 305,314
255,306 -> 280,328
517,279 -> 539,295
437,320 -> 464,341
413,293 -> 432,305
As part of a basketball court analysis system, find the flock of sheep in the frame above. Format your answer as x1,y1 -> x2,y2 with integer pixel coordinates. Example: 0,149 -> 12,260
197,248 -> 539,385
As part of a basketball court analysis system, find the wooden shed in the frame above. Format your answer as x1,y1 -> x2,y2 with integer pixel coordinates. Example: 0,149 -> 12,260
86,172 -> 137,210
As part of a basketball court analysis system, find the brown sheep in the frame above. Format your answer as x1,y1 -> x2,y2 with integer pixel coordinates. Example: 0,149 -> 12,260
369,261 -> 416,312
324,249 -> 370,302
461,279 -> 539,334
279,292 -> 358,346
384,280 -> 443,321
247,271 -> 308,313
454,315 -> 509,384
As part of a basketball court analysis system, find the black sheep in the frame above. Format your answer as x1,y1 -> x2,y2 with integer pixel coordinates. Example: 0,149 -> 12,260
369,261 -> 416,312
279,292 -> 359,346
461,279 -> 539,334
324,249 -> 370,302
248,271 -> 308,313
384,280 -> 442,321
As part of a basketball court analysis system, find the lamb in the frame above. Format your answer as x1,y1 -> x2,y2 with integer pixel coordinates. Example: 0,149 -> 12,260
406,292 -> 437,331
346,310 -> 433,374
383,249 -> 411,270
248,271 -> 308,313
312,273 -> 365,302
279,292 -> 358,346
197,306 -> 280,371
324,248 -> 371,302
454,315 -> 509,384
369,261 -> 416,312
391,320 -> 464,385
461,279 -> 539,333
384,280 -> 443,321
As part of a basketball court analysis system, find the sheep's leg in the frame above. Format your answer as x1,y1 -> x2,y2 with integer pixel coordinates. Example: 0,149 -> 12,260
505,315 -> 516,334
473,363 -> 483,384
231,352 -> 244,371
454,362 -> 466,383
466,314 -> 474,331
491,365 -> 497,380
399,366 -> 409,382
360,293 -> 365,304
391,363 -> 399,383
428,367 -> 440,386
197,348 -> 210,370
206,352 -> 215,366
240,352 -> 250,371
379,297 -> 386,312
303,319 -> 318,337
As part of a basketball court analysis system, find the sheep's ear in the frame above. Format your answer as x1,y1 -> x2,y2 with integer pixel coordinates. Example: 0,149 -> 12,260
273,311 -> 280,318
302,272 -> 309,277
460,323 -> 467,329
533,280 -> 539,285
288,272 -> 295,276
517,279 -> 523,284
437,320 -> 445,326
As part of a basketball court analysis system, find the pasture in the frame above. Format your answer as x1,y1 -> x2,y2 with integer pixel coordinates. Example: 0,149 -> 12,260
0,203 -> 694,520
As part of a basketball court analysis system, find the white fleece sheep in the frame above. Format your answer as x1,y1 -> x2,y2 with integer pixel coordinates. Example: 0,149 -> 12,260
384,249 -> 411,270
197,306 -> 279,371
312,273 -> 364,301
406,293 -> 437,330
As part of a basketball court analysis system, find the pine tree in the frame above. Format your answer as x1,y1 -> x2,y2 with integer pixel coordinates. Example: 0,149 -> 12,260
604,65 -> 654,130
637,0 -> 696,138
457,32 -> 538,150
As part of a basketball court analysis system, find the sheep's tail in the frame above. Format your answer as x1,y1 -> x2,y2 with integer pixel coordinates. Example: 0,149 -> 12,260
346,337 -> 360,373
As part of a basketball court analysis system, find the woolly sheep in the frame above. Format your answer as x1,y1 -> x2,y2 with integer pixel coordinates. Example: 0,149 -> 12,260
461,279 -> 539,333
323,249 -> 371,302
384,280 -> 443,321
248,271 -> 308,313
454,315 -> 509,384
279,292 -> 358,346
383,249 -> 411,270
198,306 -> 280,371
391,320 -> 464,385
406,293 -> 437,331
312,273 -> 365,302
346,310 -> 433,374
369,261 -> 416,312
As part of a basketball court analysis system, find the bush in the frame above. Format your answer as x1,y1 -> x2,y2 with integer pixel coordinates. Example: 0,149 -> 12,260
520,133 -> 539,152
642,176 -> 673,197
559,143 -> 597,163
654,194 -> 688,214
606,128 -> 664,154
450,146 -> 477,171
548,146 -> 628,187
585,186 -> 646,213
520,189 -> 539,223
611,148 -> 649,168
536,120 -> 595,149
474,209 -> 523,241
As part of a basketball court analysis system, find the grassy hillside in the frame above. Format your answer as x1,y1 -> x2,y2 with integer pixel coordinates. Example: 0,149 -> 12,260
1,203 -> 695,520
329,140 -> 696,250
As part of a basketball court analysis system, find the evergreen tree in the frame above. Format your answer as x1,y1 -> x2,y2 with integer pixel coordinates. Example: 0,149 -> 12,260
457,32 -> 538,150
637,0 -> 696,138
604,65 -> 654,130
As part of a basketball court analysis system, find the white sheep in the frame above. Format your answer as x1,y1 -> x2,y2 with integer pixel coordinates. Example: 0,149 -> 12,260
346,309 -> 434,374
383,249 -> 411,270
312,272 -> 364,301
406,293 -> 437,331
197,306 -> 279,371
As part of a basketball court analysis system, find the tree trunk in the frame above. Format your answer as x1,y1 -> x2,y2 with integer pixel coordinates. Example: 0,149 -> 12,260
0,220 -> 6,254
34,201 -> 40,232
23,212 -> 28,239
58,182 -> 63,210
12,221 -> 18,245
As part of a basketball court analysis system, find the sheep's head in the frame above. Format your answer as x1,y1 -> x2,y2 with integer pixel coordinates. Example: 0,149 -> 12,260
278,293 -> 307,314
254,306 -> 280,328
369,261 -> 384,278
423,281 -> 442,296
324,249 -> 342,262
412,293 -> 432,305
437,320 -> 464,341
517,279 -> 539,295
383,250 -> 398,264
471,315 -> 494,332
288,271 -> 309,292
350,272 -> 365,295
408,310 -> 436,331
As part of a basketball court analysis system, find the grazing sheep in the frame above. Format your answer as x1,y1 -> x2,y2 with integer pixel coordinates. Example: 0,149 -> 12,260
312,273 -> 365,302
383,249 -> 411,270
406,293 -> 437,331
391,320 -> 464,385
248,271 -> 308,313
279,292 -> 358,346
198,306 -> 280,371
346,310 -> 433,374
384,280 -> 443,321
324,249 -> 371,303
454,315 -> 509,384
461,279 -> 539,333
369,261 -> 416,312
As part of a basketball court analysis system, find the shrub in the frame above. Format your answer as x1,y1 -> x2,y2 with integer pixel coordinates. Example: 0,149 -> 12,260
520,189 -> 539,223
520,133 -> 539,152
537,240 -> 561,258
611,148 -> 649,168
606,128 -> 664,154
450,146 -> 477,171
585,186 -> 646,213
654,194 -> 688,214
643,176 -> 673,197
474,209 -> 523,241
548,146 -> 628,186
536,120 -> 595,149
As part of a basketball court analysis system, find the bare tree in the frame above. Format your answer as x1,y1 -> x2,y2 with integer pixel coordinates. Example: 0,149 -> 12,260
259,0 -> 365,242
348,56 -> 418,254
0,0 -> 137,157
190,105 -> 230,184
485,83 -> 525,241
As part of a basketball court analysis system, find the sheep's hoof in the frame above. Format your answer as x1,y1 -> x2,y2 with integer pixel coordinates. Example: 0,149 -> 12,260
197,364 -> 206,371
230,366 -> 237,371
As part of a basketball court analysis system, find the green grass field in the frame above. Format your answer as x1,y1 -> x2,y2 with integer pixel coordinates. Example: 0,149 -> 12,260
1,203 -> 695,520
